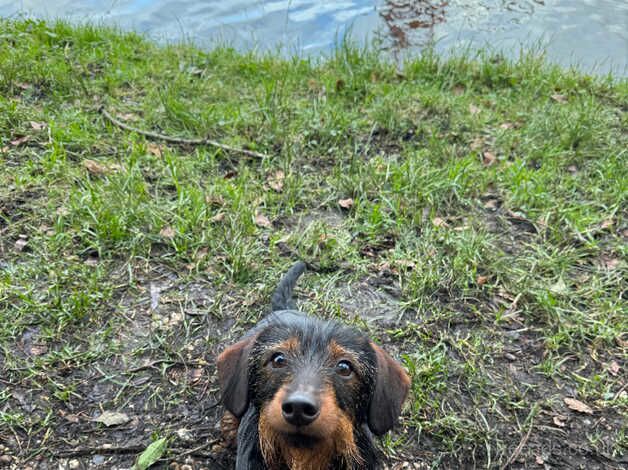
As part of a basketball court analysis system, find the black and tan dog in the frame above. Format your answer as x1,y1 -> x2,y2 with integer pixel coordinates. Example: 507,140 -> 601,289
217,262 -> 411,469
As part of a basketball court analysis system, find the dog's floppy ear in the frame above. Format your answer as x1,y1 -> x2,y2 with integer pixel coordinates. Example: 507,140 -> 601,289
216,336 -> 255,418
368,341 -> 411,436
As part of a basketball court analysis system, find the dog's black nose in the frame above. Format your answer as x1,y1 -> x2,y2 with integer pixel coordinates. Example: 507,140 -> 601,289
281,392 -> 320,426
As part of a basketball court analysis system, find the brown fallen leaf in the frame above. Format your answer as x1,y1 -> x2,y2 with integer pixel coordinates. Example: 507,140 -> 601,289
267,170 -> 285,192
476,275 -> 489,286
599,255 -> 620,270
470,137 -> 484,151
469,104 -> 481,116
600,219 -> 614,230
564,397 -> 593,414
499,122 -> 514,130
453,85 -> 465,96
254,213 -> 272,229
608,360 -> 620,376
93,411 -> 130,427
188,368 -> 203,384
14,238 -> 28,252
159,226 -> 176,239
146,143 -> 163,157
482,151 -> 497,166
553,415 -> 567,427
10,135 -> 29,147
551,93 -> 567,103
83,159 -> 114,176
567,165 -> 578,174
205,194 -> 225,207
483,198 -> 499,210
338,198 -> 354,209
30,344 -> 47,356
29,121 -> 46,130
210,212 -> 225,223
432,217 -> 448,228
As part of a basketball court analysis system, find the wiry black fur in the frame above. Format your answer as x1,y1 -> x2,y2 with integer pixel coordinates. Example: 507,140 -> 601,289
219,262 -> 405,470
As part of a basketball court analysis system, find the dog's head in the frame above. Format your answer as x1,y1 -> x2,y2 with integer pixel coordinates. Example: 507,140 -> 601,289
216,312 -> 410,465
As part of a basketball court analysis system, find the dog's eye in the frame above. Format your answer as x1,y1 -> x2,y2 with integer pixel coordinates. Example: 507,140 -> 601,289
336,360 -> 353,377
270,352 -> 287,368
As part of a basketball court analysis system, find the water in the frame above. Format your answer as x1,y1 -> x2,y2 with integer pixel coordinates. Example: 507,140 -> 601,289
2,0 -> 627,75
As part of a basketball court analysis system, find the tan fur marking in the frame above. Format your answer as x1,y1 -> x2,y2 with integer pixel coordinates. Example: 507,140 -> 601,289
219,410 -> 240,449
259,385 -> 361,470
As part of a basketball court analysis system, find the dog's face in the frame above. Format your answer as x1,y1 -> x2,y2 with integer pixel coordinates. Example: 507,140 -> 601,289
250,317 -> 375,456
217,313 -> 411,467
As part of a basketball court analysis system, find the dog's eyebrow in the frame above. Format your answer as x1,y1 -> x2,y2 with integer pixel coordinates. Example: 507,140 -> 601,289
328,340 -> 364,372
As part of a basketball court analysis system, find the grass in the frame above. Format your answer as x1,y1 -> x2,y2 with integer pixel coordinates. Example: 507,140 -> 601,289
0,18 -> 626,469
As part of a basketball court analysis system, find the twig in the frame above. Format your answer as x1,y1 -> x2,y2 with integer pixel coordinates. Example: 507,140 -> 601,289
500,418 -> 534,470
53,444 -> 146,457
98,106 -> 268,159
173,439 -> 219,459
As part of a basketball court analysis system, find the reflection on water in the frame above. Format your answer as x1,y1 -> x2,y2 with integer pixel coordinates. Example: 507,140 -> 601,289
1,0 -> 626,75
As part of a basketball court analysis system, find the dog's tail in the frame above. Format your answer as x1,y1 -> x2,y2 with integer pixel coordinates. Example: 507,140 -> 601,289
271,261 -> 307,311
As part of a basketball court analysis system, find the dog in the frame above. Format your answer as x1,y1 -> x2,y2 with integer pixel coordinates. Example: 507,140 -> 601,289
217,262 -> 411,469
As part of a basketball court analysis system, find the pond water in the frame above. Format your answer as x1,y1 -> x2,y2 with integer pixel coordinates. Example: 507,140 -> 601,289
2,0 -> 627,75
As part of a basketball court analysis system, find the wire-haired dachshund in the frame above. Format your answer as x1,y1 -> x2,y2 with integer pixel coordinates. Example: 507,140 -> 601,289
217,262 -> 411,469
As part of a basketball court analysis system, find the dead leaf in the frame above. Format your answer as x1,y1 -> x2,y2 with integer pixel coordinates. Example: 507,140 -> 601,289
205,195 -> 225,207
146,143 -> 162,157
14,238 -> 28,252
432,217 -> 448,228
470,137 -> 484,151
469,104 -> 481,116
29,344 -> 47,356
210,212 -> 225,223
567,165 -> 578,174
608,361 -> 620,376
159,226 -> 176,239
564,397 -> 593,414
188,368 -> 203,384
476,275 -> 489,286
0,146 -> 8,153
483,198 -> 499,210
62,413 -> 80,424
616,334 -> 628,348
551,93 -> 567,103
599,255 -> 620,270
267,170 -> 285,192
93,411 -> 130,426
29,121 -> 46,130
10,136 -> 29,147
482,151 -> 496,166
84,256 -> 99,266
195,247 -> 208,261
82,159 -> 112,175
499,122 -> 514,130
535,456 -> 545,465
338,198 -> 354,209
117,112 -> 136,121
549,278 -> 569,295
600,219 -> 614,230
553,415 -> 567,427
16,82 -> 31,90
254,213 -> 272,229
